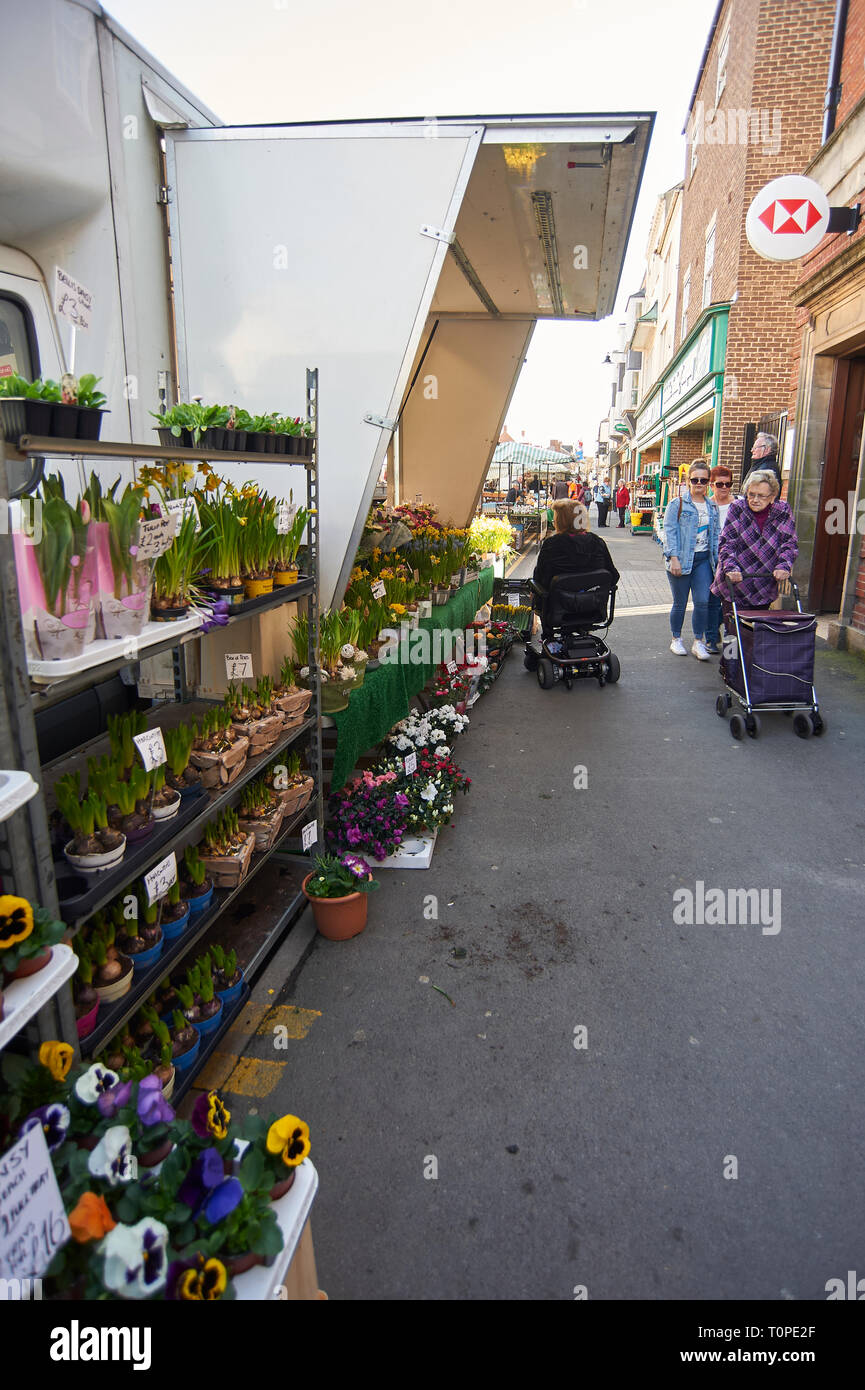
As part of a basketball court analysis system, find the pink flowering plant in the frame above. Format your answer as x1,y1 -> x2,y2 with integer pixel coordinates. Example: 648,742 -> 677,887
326,769 -> 411,861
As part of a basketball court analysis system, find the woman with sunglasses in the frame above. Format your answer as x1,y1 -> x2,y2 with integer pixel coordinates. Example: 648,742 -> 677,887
704,466 -> 734,652
662,459 -> 720,660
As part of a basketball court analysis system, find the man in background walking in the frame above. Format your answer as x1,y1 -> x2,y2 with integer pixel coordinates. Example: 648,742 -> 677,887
594,478 -> 611,527
743,432 -> 781,490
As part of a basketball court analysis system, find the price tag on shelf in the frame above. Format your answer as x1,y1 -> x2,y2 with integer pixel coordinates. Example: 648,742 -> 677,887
0,1126 -> 70,1280
133,727 -> 167,771
404,751 -> 417,775
137,513 -> 178,560
446,660 -> 458,675
371,579 -> 386,600
165,496 -> 202,533
225,653 -> 253,681
508,593 -> 520,607
301,821 -> 318,851
276,500 -> 298,535
144,851 -> 177,906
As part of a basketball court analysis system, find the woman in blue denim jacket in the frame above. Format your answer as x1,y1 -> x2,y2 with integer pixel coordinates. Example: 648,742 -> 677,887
662,459 -> 720,660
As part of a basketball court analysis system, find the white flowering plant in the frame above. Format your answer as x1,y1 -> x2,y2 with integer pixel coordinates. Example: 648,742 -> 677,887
384,705 -> 467,756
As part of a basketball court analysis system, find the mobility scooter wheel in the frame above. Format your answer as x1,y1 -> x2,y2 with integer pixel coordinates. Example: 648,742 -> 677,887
523,648 -> 539,672
792,712 -> 813,739
605,653 -> 621,684
729,713 -> 746,740
537,658 -> 555,690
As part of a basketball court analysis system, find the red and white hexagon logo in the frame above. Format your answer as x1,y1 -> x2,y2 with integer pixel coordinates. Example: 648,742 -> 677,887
746,175 -> 830,261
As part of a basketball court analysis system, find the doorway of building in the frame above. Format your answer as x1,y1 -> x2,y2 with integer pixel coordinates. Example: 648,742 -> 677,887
812,355 -> 865,612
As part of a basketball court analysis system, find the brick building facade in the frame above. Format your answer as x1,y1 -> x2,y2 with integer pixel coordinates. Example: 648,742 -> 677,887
679,0 -> 835,484
787,0 -> 865,649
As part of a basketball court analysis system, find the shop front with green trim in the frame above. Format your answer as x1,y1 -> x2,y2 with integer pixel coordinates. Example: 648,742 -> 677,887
630,305 -> 729,536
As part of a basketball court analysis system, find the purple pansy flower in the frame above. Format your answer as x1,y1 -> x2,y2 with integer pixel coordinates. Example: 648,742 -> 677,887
97,1079 -> 133,1119
137,1074 -> 175,1127
178,1147 -> 241,1223
20,1102 -> 70,1153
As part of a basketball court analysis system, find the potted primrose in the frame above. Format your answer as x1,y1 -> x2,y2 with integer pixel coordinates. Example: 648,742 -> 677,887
301,852 -> 379,941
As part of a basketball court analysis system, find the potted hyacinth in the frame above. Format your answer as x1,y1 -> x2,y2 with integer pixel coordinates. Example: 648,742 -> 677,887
180,844 -> 214,915
199,809 -> 255,889
237,777 -> 284,852
301,851 -> 379,940
226,678 -> 284,755
264,749 -> 314,818
272,496 -> 309,586
163,723 -> 202,797
273,655 -> 313,722
189,707 -> 249,789
56,782 -> 127,874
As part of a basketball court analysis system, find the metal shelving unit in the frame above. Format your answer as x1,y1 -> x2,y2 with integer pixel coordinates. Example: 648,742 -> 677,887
0,368 -> 323,1073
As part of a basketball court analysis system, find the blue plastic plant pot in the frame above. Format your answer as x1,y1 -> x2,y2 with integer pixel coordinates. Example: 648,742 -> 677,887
195,997 -> 224,1036
184,883 -> 214,916
216,973 -> 245,1007
131,934 -> 164,971
161,905 -> 191,941
171,1029 -> 202,1073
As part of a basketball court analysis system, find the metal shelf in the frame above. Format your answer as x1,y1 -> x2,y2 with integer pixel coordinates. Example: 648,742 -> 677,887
8,437 -> 313,467
52,715 -> 316,931
79,802 -> 315,1055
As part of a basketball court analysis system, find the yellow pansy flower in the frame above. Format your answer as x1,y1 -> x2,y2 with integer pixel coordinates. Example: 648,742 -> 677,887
39,1040 -> 74,1082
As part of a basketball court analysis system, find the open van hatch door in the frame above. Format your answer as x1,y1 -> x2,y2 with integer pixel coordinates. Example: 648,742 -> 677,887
164,115 -> 651,605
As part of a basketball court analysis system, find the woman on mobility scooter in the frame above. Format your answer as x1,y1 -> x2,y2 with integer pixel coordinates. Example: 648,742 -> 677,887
525,500 -> 621,689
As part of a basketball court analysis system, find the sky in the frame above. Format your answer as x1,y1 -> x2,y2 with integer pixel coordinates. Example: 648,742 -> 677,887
105,0 -> 718,454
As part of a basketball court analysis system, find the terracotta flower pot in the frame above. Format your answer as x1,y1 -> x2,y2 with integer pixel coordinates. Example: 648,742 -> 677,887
269,1172 -> 297,1201
302,874 -> 369,940
6,947 -> 53,981
138,1138 -> 173,1168
222,1250 -> 262,1276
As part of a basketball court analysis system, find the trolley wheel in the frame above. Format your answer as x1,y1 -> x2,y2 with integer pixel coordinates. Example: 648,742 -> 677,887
715,694 -> 729,718
810,712 -> 826,736
729,713 -> 746,740
565,676 -> 573,690
745,713 -> 761,739
523,648 -> 539,672
605,653 -> 621,684
537,658 -> 555,690
792,712 -> 813,739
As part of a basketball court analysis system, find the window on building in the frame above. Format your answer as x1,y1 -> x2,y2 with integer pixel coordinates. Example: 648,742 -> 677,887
681,270 -> 690,343
702,223 -> 716,308
689,132 -> 698,181
716,19 -> 730,106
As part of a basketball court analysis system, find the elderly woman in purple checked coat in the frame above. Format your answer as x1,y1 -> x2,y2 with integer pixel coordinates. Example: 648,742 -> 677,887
711,469 -> 798,612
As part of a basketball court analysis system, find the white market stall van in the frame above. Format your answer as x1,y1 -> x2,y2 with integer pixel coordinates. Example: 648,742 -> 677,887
1,0 -> 653,608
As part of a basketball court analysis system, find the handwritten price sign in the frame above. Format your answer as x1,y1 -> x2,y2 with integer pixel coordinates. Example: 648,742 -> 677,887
0,1127 -> 70,1280
276,500 -> 298,535
404,752 -> 417,775
225,653 -> 253,680
371,579 -> 386,600
144,851 -> 177,906
301,821 -> 318,851
137,514 -> 178,560
54,266 -> 93,332
446,660 -> 458,675
133,727 -> 167,771
165,496 -> 202,533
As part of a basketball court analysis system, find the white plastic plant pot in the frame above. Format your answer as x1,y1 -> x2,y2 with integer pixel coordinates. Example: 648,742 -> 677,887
376,830 -> 437,870
151,791 -> 182,821
64,835 -> 127,874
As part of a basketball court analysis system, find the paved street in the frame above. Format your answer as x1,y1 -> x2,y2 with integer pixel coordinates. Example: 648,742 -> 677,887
219,530 -> 865,1300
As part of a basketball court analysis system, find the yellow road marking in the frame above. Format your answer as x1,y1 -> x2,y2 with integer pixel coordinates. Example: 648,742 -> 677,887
261,1005 -> 321,1039
194,1052 -> 287,1097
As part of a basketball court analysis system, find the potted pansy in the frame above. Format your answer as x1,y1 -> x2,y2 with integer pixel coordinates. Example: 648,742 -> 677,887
240,1110 -> 311,1201
0,894 -> 68,981
100,1217 -> 171,1299
91,1073 -> 176,1169
301,851 -> 379,940
187,1159 -> 282,1275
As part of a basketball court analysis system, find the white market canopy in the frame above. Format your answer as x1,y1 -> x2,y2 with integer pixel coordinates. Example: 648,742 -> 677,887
492,442 -> 574,468
163,112 -> 653,604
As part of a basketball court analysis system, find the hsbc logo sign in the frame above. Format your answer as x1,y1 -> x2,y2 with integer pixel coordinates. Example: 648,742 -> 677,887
746,175 -> 830,260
